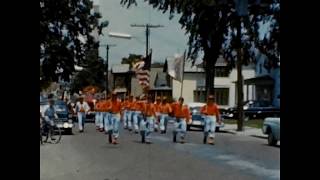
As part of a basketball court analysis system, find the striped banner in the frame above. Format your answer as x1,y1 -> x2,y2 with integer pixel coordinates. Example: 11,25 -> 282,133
132,51 -> 152,90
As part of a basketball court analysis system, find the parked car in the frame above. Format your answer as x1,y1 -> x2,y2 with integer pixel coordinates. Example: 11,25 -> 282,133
186,103 -> 224,131
223,100 -> 280,120
40,99 -> 74,134
262,117 -> 280,146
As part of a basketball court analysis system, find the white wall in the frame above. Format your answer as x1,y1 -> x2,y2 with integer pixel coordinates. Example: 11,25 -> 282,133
172,66 -> 255,108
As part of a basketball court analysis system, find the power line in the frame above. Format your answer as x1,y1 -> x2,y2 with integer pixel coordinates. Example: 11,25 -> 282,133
130,24 -> 164,57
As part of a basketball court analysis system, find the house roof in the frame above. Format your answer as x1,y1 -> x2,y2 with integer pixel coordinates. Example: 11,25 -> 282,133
183,55 -> 227,72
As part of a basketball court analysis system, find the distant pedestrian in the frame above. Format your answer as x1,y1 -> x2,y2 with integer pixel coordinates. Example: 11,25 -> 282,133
200,95 -> 221,145
75,96 -> 90,133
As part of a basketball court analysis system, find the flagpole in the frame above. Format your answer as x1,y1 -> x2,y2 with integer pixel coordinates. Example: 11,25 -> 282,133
180,51 -> 186,98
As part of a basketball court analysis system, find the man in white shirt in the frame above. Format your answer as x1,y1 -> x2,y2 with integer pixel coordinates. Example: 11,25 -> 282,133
75,96 -> 90,132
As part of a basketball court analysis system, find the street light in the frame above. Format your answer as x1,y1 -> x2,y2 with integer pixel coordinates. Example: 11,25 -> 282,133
108,32 -> 132,39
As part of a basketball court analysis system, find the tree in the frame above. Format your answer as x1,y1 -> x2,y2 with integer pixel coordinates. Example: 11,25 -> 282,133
40,0 -> 108,89
70,49 -> 106,94
121,54 -> 144,68
120,0 -> 279,96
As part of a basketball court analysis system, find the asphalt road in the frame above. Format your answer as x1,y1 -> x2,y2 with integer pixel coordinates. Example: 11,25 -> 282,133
40,122 -> 280,180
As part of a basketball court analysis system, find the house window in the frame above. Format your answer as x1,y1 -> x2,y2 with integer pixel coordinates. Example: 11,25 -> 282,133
215,88 -> 229,105
193,87 -> 206,103
215,67 -> 229,77
193,88 -> 229,105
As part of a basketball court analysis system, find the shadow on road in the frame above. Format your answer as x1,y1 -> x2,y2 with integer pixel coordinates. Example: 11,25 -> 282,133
187,128 -> 203,132
262,144 -> 280,148
216,130 -> 236,134
251,135 -> 267,139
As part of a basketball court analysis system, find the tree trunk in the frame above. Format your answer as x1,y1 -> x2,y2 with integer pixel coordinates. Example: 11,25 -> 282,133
204,49 -> 218,97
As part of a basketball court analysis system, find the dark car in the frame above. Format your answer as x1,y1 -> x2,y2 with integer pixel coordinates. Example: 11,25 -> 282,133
40,99 -> 74,134
223,100 -> 280,120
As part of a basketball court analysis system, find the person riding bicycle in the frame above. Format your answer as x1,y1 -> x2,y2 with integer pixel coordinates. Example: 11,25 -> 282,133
43,99 -> 59,140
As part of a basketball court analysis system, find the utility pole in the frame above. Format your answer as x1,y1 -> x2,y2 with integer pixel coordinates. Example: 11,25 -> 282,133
130,24 -> 164,57
101,44 -> 116,97
235,0 -> 248,131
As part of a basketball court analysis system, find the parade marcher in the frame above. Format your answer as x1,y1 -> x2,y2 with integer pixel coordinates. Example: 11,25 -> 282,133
75,96 -> 90,133
153,96 -> 162,132
159,96 -> 172,134
94,96 -> 104,131
108,92 -> 123,144
132,96 -> 143,134
93,97 -> 99,129
172,97 -> 190,143
140,95 -> 156,143
200,95 -> 221,145
122,95 -> 134,131
102,94 -> 112,134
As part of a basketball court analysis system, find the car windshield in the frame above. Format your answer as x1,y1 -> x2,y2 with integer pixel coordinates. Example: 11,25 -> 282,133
54,104 -> 67,112
40,100 -> 67,112
190,107 -> 201,115
192,114 -> 204,120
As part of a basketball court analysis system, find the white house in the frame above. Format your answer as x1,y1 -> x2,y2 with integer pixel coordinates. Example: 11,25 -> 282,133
172,56 -> 256,109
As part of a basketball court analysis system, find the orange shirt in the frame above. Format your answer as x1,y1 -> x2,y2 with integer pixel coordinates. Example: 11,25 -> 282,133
154,102 -> 161,113
122,100 -> 131,110
144,103 -> 156,117
100,100 -> 111,112
200,103 -> 220,116
173,103 -> 190,121
95,101 -> 103,112
110,100 -> 122,113
133,101 -> 144,112
160,103 -> 172,114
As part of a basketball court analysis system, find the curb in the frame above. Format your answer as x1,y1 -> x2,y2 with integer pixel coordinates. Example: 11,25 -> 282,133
222,125 -> 267,138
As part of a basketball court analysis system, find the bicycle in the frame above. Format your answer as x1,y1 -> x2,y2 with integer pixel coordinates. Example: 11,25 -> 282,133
40,118 -> 62,144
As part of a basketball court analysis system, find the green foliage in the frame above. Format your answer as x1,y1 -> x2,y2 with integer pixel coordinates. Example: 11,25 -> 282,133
40,0 -> 107,89
121,54 -> 144,68
70,49 -> 106,93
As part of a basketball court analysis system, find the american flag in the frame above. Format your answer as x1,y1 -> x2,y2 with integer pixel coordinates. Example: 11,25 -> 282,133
132,51 -> 152,89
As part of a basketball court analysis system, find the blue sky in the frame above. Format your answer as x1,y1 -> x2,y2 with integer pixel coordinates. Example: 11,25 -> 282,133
95,0 -> 190,68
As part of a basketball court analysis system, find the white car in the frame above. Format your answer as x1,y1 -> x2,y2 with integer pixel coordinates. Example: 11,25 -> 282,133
262,117 -> 280,146
187,102 -> 224,131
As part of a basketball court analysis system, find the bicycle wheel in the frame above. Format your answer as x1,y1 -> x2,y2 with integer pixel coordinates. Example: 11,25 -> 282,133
49,126 -> 62,144
43,126 -> 49,143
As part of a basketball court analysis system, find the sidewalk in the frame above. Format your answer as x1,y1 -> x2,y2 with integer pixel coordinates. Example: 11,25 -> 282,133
222,124 -> 267,138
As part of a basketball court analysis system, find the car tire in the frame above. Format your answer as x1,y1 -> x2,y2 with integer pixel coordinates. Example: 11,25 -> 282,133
187,125 -> 191,131
215,127 -> 220,132
268,132 -> 277,146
